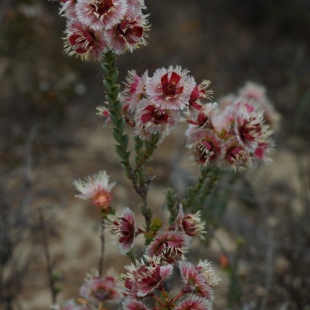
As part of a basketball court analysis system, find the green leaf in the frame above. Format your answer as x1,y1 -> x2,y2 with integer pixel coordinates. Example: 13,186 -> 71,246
115,144 -> 125,158
112,129 -> 121,141
114,100 -> 122,112
103,79 -> 112,92
120,134 -> 129,149
115,118 -> 125,132
105,93 -> 115,104
111,70 -> 119,82
111,84 -> 121,96
101,65 -> 109,76
125,151 -> 131,160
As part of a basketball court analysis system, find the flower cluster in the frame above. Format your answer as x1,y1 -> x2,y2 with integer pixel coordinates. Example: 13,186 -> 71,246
100,66 -> 211,142
105,204 -> 204,257
186,82 -> 277,170
218,81 -> 281,130
54,270 -> 120,310
99,66 -> 276,171
53,0 -> 149,60
115,206 -> 218,310
120,256 -> 219,310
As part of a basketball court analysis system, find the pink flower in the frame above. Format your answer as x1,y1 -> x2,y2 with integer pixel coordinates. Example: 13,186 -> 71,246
234,108 -> 267,152
106,207 -> 139,254
122,256 -> 173,297
121,70 -> 149,111
105,8 -> 149,55
238,81 -> 267,103
179,260 -> 219,300
80,270 -> 121,304
196,260 -> 221,287
238,82 -> 281,130
175,296 -> 212,310
171,205 -> 206,239
122,299 -> 151,310
134,99 -> 180,139
187,102 -> 217,128
76,0 -> 127,31
222,138 -> 252,171
188,80 -> 213,108
146,66 -> 195,110
146,230 -> 189,263
64,19 -> 107,61
73,170 -> 115,209
209,105 -> 236,140
186,128 -> 225,167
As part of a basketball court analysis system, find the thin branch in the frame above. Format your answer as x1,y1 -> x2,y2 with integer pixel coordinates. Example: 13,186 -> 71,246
38,207 -> 57,305
99,218 -> 105,277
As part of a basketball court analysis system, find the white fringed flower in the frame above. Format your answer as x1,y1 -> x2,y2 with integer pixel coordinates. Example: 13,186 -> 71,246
74,170 -> 115,209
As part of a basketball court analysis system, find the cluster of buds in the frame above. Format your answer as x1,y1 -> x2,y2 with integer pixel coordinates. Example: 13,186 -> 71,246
53,270 -> 121,310
52,0 -> 149,60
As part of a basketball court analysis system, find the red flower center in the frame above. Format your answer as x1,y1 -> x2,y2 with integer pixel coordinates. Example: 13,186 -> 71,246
194,140 -> 215,164
160,72 -> 183,98
227,146 -> 246,164
91,189 -> 112,209
141,106 -> 169,125
240,117 -> 261,142
69,30 -> 96,54
90,0 -> 114,15
117,20 -> 144,44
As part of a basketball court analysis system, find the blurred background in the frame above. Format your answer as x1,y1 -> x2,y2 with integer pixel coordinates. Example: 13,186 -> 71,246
0,0 -> 309,309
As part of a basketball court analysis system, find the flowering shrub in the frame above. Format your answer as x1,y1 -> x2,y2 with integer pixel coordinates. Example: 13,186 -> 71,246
49,1 -> 279,309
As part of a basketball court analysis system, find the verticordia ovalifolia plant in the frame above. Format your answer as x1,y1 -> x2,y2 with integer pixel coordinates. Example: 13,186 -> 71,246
49,1 -> 280,309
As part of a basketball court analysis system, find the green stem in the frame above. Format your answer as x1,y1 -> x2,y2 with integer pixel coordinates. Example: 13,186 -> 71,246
165,187 -> 178,225
182,168 -> 219,214
134,134 -> 160,175
196,170 -> 219,213
102,51 -> 132,180
102,52 -> 159,231
133,134 -> 160,231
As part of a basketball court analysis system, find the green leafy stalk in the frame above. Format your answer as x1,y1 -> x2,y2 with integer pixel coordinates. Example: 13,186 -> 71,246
102,52 -> 161,232
133,135 -> 146,193
133,134 -> 160,231
227,238 -> 243,308
203,171 -> 238,230
102,51 -> 132,179
134,134 -> 160,174
141,201 -> 152,232
195,169 -> 219,213
182,167 -> 220,214
165,187 -> 178,224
